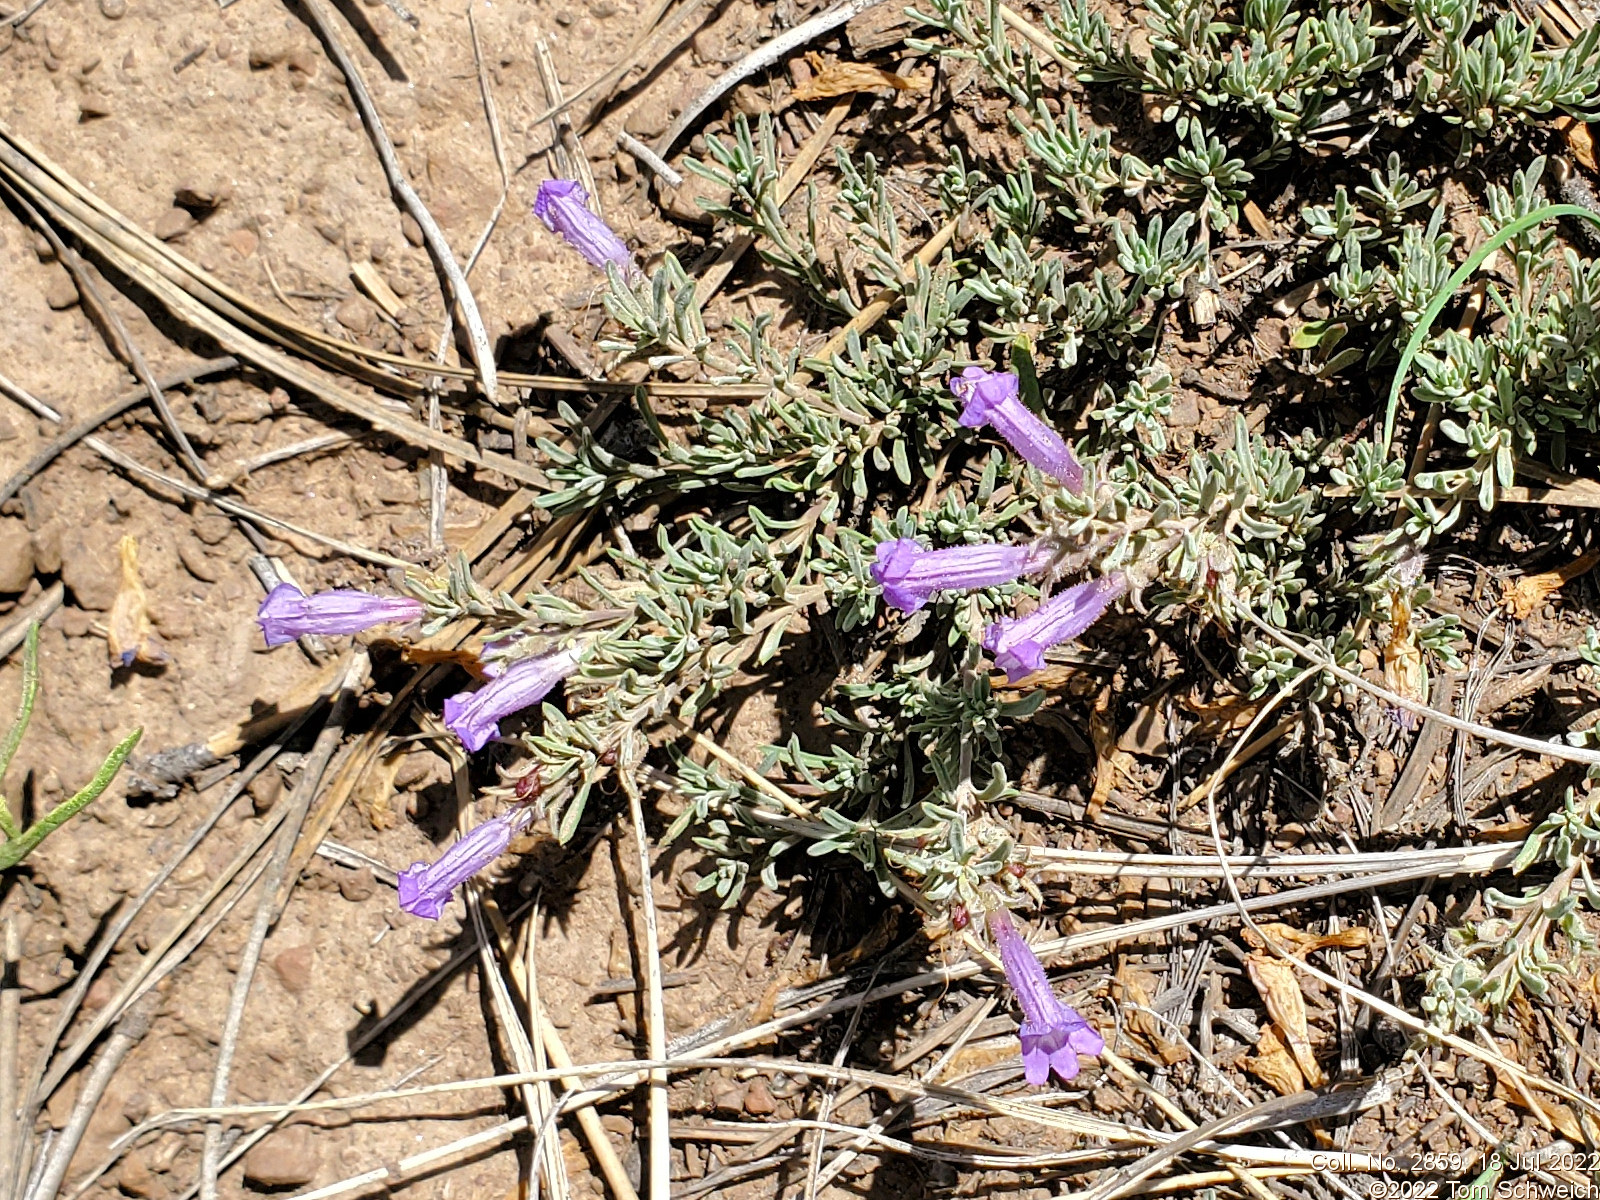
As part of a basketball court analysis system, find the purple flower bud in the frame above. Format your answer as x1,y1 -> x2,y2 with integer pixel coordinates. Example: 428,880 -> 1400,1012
398,811 -> 528,920
871,539 -> 1053,613
951,368 -> 1084,492
534,180 -> 634,274
988,907 -> 1104,1085
443,647 -> 581,753
983,574 -> 1125,682
256,584 -> 424,648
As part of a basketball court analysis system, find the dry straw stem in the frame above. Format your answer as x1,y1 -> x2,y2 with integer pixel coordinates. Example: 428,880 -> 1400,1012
119,903 -> 541,1200
620,767 -> 672,1200
0,180 -> 211,489
1245,609 -> 1600,768
532,31 -> 600,212
793,216 -> 961,391
534,0 -> 715,132
296,0 -> 496,399
0,125 -> 547,491
33,790 -> 291,1101
420,6 -> 513,549
1195,649 -> 1600,1134
654,0 -> 888,156
0,584 -> 63,663
152,1055 -> 1391,1175
206,432 -> 358,491
1023,842 -> 1517,880
82,436 -> 411,570
0,920 -> 19,1200
806,996 -> 996,1192
28,993 -> 160,1200
0,117 -> 762,405
695,97 -> 856,303
466,888 -> 567,1200
483,895 -> 639,1200
11,691 -> 338,1200
199,652 -> 367,1200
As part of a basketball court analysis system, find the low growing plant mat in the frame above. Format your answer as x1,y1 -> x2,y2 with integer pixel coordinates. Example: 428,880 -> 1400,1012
7,0 -> 1600,1194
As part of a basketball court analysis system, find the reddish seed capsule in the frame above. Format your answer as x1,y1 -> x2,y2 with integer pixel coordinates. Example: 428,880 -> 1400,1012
599,746 -> 618,767
950,904 -> 970,931
1007,861 -> 1026,879
515,768 -> 543,802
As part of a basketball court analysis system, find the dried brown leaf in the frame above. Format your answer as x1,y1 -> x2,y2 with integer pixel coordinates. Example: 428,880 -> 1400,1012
1243,199 -> 1275,238
1115,964 -> 1187,1065
108,535 -> 168,669
1493,1076 -> 1585,1140
791,54 -> 926,100
1247,1023 -> 1305,1096
1089,685 -> 1135,820
1558,116 -> 1598,174
353,752 -> 404,831
1501,547 -> 1600,620
1245,922 -> 1372,956
1245,954 -> 1326,1087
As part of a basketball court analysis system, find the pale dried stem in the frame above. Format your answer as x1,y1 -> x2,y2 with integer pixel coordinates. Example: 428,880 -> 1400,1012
199,652 -> 366,1200
695,98 -> 854,304
83,437 -> 410,569
0,585 -> 63,663
621,769 -> 670,1200
205,432 -> 358,490
0,355 -> 236,510
297,0 -> 496,397
20,709 -> 329,1142
28,994 -> 160,1200
1,920 -> 19,1200
654,0 -> 886,156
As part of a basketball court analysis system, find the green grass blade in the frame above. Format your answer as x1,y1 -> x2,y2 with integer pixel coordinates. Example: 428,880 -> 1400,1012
0,623 -> 42,789
1381,203 -> 1600,456
0,726 -> 142,872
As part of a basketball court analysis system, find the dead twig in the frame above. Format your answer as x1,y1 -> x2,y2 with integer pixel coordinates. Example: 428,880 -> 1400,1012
0,358 -> 238,508
695,98 -> 853,303
204,431 -> 359,490
620,764 -> 671,1200
0,585 -> 64,662
28,993 -> 162,1200
0,920 -> 19,1200
296,0 -> 497,399
84,436 -> 412,570
655,0 -> 887,156
2,180 -> 212,489
198,652 -> 366,1200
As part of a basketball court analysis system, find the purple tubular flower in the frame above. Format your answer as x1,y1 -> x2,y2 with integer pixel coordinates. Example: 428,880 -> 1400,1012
871,538 -> 1052,613
989,907 -> 1104,1085
398,812 -> 526,920
983,574 -> 1125,682
443,647 -> 581,753
256,584 -> 424,648
534,180 -> 634,273
951,367 -> 1084,492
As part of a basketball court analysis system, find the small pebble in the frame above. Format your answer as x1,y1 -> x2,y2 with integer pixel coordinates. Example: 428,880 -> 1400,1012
153,208 -> 196,241
271,945 -> 315,994
177,536 -> 219,583
117,1153 -> 156,1197
743,1078 -> 776,1115
42,269 -> 79,311
226,228 -> 259,258
334,296 -> 376,335
248,770 -> 283,814
243,1125 -> 320,1190
337,868 -> 376,902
